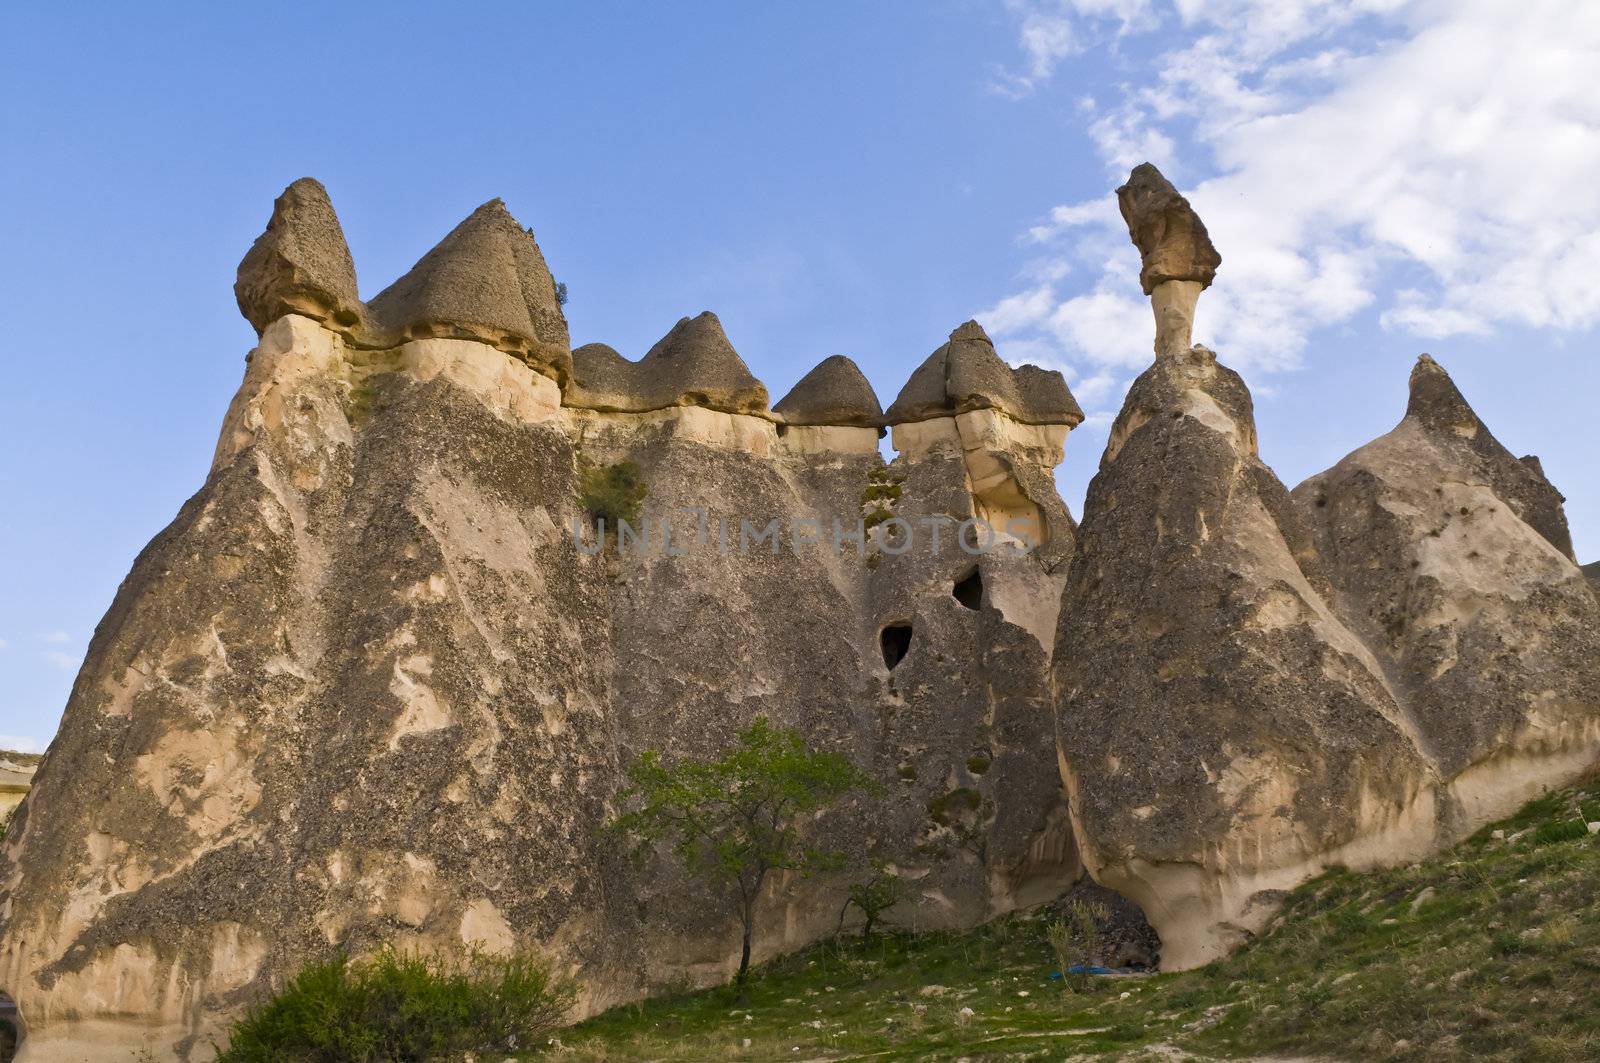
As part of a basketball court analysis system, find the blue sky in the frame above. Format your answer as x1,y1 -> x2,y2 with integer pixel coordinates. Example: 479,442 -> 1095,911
2,1 -> 1596,752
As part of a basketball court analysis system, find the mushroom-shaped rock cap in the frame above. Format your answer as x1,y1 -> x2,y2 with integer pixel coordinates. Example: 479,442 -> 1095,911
885,321 -> 1083,427
773,355 -> 883,427
235,177 -> 362,334
567,311 -> 769,415
367,199 -> 571,379
1116,162 -> 1221,296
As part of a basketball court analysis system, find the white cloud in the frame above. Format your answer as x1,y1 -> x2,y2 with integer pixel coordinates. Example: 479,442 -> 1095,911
987,0 -> 1600,410
39,631 -> 70,644
0,735 -> 43,755
0,637 -> 9,650
991,0 -> 1159,97
44,651 -> 80,671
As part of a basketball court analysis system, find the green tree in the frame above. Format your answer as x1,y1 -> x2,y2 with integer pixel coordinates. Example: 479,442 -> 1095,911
839,863 -> 909,941
611,717 -> 875,994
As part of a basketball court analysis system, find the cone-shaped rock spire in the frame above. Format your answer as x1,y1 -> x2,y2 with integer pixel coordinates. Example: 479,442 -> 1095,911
367,199 -> 571,381
773,355 -> 883,427
885,320 -> 1083,427
235,177 -> 362,334
567,311 -> 769,415
1399,355 -> 1575,559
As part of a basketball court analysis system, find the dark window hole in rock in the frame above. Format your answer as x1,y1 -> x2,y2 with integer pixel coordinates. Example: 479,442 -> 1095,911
1054,878 -> 1164,972
0,991 -> 22,1063
880,623 -> 913,671
775,423 -> 789,438
953,568 -> 983,610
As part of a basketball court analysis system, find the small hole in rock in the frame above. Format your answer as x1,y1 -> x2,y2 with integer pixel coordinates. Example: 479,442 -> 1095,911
880,623 -> 913,670
0,991 -> 22,1063
776,423 -> 789,437
953,568 -> 983,610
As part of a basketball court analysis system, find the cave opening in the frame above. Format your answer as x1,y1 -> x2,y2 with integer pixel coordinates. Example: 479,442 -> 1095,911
880,623 -> 913,670
952,568 -> 983,610
0,991 -> 22,1063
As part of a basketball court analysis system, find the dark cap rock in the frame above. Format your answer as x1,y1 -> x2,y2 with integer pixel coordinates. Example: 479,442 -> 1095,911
773,355 -> 883,428
885,321 -> 1083,427
367,199 -> 571,380
1116,162 -> 1221,296
567,311 -> 769,415
235,177 -> 362,334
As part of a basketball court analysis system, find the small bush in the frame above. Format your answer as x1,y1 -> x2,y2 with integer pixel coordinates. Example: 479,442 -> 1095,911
1046,898 -> 1107,992
216,947 -> 573,1062
579,460 -> 646,529
1532,820 -> 1588,846
840,866 -> 909,940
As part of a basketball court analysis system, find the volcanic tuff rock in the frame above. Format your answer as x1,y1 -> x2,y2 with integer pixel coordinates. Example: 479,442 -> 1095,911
1049,164 -> 1600,968
233,177 -> 362,334
772,355 -> 883,428
1052,343 -> 1436,968
236,186 -> 573,384
1294,356 -> 1600,782
1116,163 -> 1222,359
0,182 -> 1089,1060
366,199 -> 572,382
3,166 -> 1597,1059
1116,162 -> 1221,296
885,320 -> 1083,427
566,312 -> 769,415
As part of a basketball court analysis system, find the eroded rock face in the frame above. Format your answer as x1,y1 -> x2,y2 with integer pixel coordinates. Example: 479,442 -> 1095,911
1294,356 -> 1600,797
886,322 -> 1083,553
1049,167 -> 1599,970
1052,345 -> 1437,969
5,172 -> 1597,1057
0,188 -> 1091,1060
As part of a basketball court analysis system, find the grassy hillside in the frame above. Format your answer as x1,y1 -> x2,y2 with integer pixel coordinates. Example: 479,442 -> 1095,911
561,773 -> 1600,1061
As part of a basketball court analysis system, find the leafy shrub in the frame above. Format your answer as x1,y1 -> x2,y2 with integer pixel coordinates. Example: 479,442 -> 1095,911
579,460 -> 646,528
840,866 -> 909,940
1046,898 -> 1107,992
216,947 -> 573,1062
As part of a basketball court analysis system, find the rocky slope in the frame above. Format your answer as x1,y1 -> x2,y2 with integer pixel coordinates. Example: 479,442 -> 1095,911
1,165 -> 1596,1060
0,182 -> 1085,1061
1051,165 -> 1600,968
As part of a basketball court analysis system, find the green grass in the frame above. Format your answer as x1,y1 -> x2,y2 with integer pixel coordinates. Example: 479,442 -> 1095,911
579,460 -> 646,529
561,773 -> 1600,1061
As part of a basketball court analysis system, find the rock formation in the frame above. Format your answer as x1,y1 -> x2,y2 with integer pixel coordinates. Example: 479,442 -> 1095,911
0,182 -> 1089,1060
1,166 -> 1595,1059
233,177 -> 362,335
1294,356 -> 1600,789
1052,164 -> 1600,969
1116,162 -> 1221,359
885,322 -> 1082,553
0,760 -> 32,820
772,355 -> 883,429
566,312 -> 768,415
